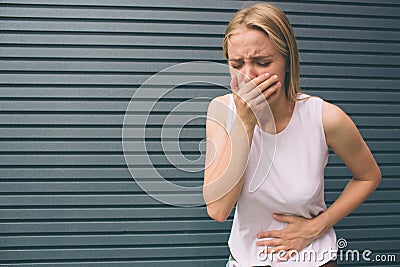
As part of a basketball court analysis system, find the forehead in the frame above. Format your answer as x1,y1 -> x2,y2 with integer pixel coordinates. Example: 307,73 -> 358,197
227,28 -> 278,59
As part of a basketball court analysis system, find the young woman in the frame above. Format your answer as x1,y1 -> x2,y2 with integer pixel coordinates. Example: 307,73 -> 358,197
203,4 -> 381,267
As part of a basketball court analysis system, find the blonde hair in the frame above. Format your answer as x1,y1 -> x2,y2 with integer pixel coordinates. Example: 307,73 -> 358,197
223,3 -> 301,102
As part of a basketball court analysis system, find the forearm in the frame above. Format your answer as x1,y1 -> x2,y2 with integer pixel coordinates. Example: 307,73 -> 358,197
204,117 -> 255,222
313,176 -> 381,238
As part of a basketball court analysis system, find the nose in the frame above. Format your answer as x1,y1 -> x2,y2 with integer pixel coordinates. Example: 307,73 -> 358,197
242,64 -> 257,81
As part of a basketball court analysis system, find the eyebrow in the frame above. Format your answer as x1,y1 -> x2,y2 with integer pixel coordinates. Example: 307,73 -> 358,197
229,55 -> 272,61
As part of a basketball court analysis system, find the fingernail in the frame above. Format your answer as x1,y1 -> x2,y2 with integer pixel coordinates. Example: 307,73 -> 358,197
265,73 -> 270,78
273,75 -> 278,79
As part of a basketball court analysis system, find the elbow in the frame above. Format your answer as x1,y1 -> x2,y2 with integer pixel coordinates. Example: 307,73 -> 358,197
366,165 -> 382,191
203,181 -> 231,222
374,167 -> 382,188
206,204 -> 229,222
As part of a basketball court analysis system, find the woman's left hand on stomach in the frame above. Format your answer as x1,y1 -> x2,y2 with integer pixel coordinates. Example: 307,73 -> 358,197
256,213 -> 324,262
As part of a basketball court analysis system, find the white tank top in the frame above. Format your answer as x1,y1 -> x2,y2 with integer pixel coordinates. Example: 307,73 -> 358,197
226,93 -> 337,266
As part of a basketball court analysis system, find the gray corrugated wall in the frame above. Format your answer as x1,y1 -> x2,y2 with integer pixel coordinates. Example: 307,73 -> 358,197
0,0 -> 399,266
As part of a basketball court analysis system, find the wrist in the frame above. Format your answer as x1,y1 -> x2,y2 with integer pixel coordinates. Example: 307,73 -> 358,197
237,114 -> 256,131
235,115 -> 256,134
244,123 -> 256,141
311,212 -> 332,239
244,122 -> 256,132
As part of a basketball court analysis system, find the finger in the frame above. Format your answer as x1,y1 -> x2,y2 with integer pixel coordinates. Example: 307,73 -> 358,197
253,81 -> 280,105
230,74 -> 239,92
245,73 -> 271,89
242,73 -> 251,84
257,74 -> 279,93
256,238 -> 282,247
239,73 -> 272,100
231,69 -> 246,85
241,84 -> 263,101
247,75 -> 278,103
273,213 -> 297,224
263,82 -> 280,98
257,230 -> 281,239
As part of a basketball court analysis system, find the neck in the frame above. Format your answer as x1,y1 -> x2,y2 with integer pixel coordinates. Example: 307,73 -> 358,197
258,93 -> 295,134
271,96 -> 294,122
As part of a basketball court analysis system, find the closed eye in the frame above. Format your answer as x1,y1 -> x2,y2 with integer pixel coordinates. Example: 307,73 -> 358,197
228,59 -> 243,69
230,64 -> 243,69
257,61 -> 271,66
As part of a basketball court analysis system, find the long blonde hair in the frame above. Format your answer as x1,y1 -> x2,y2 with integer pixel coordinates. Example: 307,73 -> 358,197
223,3 -> 301,102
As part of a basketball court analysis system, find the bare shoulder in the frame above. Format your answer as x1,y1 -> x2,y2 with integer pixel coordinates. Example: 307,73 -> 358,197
322,100 -> 358,148
321,100 -> 381,182
207,93 -> 231,123
322,100 -> 347,130
208,93 -> 230,109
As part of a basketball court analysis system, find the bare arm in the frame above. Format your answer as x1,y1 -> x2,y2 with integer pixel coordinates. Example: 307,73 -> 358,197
203,95 -> 255,222
204,72 -> 280,222
312,101 -> 382,234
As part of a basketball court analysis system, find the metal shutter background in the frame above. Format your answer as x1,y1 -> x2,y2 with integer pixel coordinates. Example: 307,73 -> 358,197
0,0 -> 399,266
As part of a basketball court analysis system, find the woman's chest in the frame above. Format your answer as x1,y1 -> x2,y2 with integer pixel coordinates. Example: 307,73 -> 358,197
242,134 -> 327,212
